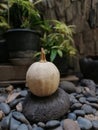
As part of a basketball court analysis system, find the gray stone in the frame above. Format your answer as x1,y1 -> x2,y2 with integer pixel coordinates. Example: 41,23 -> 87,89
1,113 -> 12,130
22,88 -> 70,122
79,97 -> 87,104
0,96 -> 6,102
59,81 -> 76,93
95,111 -> 98,116
27,124 -> 33,130
67,113 -> 77,120
69,95 -> 78,105
50,126 -> 63,130
80,79 -> 96,96
70,93 -> 77,97
32,126 -> 44,130
92,120 -> 98,130
37,122 -> 45,128
0,102 -> 10,115
10,117 -> 21,130
71,103 -> 82,110
76,87 -> 82,94
88,103 -> 98,109
20,90 -> 28,97
81,104 -> 94,114
74,110 -> 85,116
86,97 -> 98,103
17,124 -> 28,130
45,120 -> 60,129
77,117 -> 92,130
75,94 -> 83,99
12,111 -> 29,124
96,89 -> 98,95
70,98 -> 79,105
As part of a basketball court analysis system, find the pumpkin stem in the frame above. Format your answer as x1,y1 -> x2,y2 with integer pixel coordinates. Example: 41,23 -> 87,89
40,48 -> 47,62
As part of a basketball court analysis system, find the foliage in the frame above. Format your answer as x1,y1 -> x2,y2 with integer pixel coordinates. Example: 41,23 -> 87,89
0,3 -> 10,32
0,0 -> 42,30
36,20 -> 76,62
0,0 -> 76,62
0,16 -> 9,31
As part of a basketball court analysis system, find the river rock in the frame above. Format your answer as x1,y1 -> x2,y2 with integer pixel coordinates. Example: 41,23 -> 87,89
59,81 -> 76,93
77,117 -> 92,130
37,122 -> 45,128
80,79 -> 96,96
0,96 -> 6,102
10,117 -> 21,130
92,120 -> 98,130
22,88 -> 70,122
32,126 -> 44,130
20,90 -> 28,97
71,103 -> 82,110
0,102 -> 10,115
63,119 -> 80,130
1,113 -> 12,129
17,124 -> 28,130
79,97 -> 87,104
86,97 -> 98,103
45,120 -> 60,129
50,126 -> 63,130
67,113 -> 76,120
73,110 -> 85,116
12,111 -> 29,124
81,104 -> 94,114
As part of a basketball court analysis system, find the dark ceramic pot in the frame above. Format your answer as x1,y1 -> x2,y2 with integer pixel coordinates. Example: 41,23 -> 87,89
0,40 -> 9,63
79,56 -> 98,83
4,29 -> 40,59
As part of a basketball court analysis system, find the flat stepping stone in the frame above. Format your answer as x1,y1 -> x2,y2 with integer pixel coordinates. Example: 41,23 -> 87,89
61,75 -> 79,82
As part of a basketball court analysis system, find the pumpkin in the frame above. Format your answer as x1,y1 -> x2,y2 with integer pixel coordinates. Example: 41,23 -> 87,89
26,48 -> 60,97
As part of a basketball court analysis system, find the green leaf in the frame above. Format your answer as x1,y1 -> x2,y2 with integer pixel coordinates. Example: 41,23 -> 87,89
33,0 -> 43,6
57,50 -> 63,57
34,52 -> 41,57
50,50 -> 57,62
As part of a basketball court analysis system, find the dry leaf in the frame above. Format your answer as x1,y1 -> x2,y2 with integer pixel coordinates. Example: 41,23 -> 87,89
5,85 -> 14,93
84,87 -> 90,93
6,92 -> 20,103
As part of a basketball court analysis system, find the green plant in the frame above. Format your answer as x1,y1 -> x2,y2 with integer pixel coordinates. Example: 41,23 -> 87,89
0,0 -> 42,30
37,20 -> 76,62
0,2 -> 10,35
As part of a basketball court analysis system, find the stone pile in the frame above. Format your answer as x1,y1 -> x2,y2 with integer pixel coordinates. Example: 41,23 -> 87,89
0,79 -> 98,130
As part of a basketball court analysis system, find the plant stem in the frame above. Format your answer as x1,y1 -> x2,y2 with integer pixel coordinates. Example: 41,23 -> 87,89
40,48 -> 47,62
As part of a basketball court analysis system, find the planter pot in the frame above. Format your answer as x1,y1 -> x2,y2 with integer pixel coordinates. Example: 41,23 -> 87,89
79,56 -> 98,83
4,29 -> 40,59
9,58 -> 33,66
0,40 -> 9,63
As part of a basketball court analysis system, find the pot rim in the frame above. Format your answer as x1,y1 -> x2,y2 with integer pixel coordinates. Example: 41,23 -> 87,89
5,28 -> 41,36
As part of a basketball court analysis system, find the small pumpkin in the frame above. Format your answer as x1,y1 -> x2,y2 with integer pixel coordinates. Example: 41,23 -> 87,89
26,48 -> 60,97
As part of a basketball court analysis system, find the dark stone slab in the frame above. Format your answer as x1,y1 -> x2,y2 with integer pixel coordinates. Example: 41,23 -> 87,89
22,88 -> 70,123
